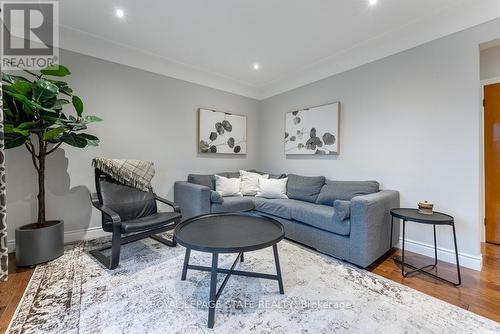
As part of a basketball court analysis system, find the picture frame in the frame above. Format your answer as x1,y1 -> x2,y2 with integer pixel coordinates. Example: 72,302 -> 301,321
198,108 -> 247,154
284,102 -> 340,155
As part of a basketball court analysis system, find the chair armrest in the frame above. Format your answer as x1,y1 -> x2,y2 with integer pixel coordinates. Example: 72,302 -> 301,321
154,194 -> 181,213
90,193 -> 121,224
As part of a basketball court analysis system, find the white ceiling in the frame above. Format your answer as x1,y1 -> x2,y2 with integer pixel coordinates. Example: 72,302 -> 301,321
58,0 -> 500,99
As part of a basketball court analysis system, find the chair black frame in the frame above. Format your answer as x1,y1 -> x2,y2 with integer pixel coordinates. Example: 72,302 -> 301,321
90,169 -> 181,269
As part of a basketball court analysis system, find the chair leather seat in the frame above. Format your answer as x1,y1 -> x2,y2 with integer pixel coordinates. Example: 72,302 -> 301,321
103,211 -> 181,234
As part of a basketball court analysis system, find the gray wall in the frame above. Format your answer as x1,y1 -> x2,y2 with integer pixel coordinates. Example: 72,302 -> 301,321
6,19 -> 500,268
480,44 -> 500,80
5,49 -> 259,245
258,18 -> 500,264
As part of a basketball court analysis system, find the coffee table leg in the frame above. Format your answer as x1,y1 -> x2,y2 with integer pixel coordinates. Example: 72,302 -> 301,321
240,252 -> 244,262
273,244 -> 284,294
181,248 -> 191,280
208,252 -> 218,328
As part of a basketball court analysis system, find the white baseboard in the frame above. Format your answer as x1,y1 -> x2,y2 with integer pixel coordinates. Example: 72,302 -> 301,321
396,238 -> 482,271
7,226 -> 108,253
7,228 -> 483,271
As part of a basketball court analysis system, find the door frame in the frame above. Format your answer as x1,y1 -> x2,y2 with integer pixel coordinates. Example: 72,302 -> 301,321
482,76 -> 500,243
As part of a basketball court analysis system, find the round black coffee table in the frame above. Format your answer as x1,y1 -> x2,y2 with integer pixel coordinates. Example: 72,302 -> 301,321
390,208 -> 461,286
174,212 -> 285,328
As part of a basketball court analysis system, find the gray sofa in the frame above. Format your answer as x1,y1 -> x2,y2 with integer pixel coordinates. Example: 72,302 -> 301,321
174,171 -> 399,268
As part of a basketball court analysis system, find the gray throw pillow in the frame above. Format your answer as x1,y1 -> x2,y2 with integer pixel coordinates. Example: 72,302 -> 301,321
333,200 -> 350,222
217,171 -> 240,179
286,174 -> 326,203
316,180 -> 379,205
210,190 -> 224,204
187,174 -> 214,190
248,170 -> 287,179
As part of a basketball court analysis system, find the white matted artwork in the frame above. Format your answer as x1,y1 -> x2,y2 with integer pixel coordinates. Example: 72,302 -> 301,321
285,102 -> 340,155
198,108 -> 247,154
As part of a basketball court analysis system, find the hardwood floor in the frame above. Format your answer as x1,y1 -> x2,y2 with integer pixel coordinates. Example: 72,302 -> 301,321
0,254 -> 34,333
0,243 -> 498,332
368,242 -> 500,322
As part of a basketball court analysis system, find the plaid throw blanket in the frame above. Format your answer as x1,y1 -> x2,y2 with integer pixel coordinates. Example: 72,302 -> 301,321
92,158 -> 155,191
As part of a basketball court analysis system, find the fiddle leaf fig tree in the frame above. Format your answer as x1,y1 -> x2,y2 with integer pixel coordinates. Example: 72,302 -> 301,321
2,65 -> 102,228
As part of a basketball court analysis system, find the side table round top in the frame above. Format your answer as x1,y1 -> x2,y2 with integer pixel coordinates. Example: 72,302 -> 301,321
174,212 -> 285,253
390,208 -> 454,225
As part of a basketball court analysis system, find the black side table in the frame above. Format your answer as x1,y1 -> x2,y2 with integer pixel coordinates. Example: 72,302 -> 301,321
390,208 -> 461,286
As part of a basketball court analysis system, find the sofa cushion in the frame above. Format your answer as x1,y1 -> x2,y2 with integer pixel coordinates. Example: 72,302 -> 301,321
210,190 -> 224,204
316,180 -> 379,205
333,200 -> 350,222
240,170 -> 269,196
217,171 -> 240,179
249,170 -> 287,179
286,174 -> 326,203
211,196 -> 254,213
215,174 -> 242,197
256,178 -> 288,199
253,197 -> 306,220
188,174 -> 214,190
290,202 -> 351,236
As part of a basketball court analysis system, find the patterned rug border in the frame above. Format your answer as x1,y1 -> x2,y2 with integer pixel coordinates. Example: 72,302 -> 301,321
7,261 -> 43,333
6,237 -> 499,333
6,242 -> 84,333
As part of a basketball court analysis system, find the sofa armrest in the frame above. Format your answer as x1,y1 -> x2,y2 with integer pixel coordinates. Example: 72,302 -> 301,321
348,190 -> 400,267
174,181 -> 211,220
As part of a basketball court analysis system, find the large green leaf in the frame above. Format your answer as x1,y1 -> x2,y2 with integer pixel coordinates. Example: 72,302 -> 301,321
43,127 -> 64,140
61,133 -> 87,148
3,81 -> 32,97
53,99 -> 70,109
78,133 -> 98,140
40,65 -> 71,77
4,124 -> 29,136
82,115 -> 103,123
4,91 -> 35,116
5,90 -> 58,117
48,80 -> 73,96
79,133 -> 99,147
2,103 -> 14,118
32,80 -> 58,107
72,96 -> 83,117
1,73 -> 30,84
18,121 -> 35,129
5,133 -> 28,149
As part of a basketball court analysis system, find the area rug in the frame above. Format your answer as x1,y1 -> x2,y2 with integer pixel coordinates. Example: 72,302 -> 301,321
7,237 -> 499,334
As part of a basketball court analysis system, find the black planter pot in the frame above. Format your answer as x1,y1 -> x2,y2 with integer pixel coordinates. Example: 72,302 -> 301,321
15,220 -> 64,267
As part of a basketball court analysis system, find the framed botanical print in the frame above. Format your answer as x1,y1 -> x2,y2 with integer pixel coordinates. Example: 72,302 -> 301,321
198,108 -> 247,154
285,102 -> 340,155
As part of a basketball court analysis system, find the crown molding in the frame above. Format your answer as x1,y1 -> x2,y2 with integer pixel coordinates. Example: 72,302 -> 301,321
258,0 -> 500,99
59,25 -> 261,100
58,1 -> 500,101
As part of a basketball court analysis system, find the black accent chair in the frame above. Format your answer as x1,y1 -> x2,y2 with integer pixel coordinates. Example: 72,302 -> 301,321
90,169 -> 181,269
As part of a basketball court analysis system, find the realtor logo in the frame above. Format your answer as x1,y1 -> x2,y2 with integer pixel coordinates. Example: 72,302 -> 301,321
1,1 -> 59,70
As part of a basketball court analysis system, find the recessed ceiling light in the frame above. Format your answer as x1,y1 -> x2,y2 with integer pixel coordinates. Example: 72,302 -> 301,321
368,0 -> 377,6
115,9 -> 125,18
253,63 -> 260,70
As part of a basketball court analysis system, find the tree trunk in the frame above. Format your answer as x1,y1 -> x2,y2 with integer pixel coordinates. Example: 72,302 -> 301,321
37,135 -> 46,227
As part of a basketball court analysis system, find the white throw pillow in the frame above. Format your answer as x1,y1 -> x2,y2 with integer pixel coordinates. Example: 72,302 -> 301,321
256,177 -> 288,199
214,174 -> 242,197
240,170 -> 269,196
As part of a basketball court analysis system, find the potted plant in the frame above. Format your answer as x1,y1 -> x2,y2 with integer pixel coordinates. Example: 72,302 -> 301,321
2,65 -> 102,266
